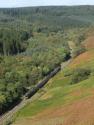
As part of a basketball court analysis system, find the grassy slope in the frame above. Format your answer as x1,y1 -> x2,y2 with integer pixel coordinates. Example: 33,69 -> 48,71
13,37 -> 94,125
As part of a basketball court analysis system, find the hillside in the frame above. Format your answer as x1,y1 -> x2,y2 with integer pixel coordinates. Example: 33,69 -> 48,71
1,6 -> 94,31
13,34 -> 94,125
0,6 -> 94,125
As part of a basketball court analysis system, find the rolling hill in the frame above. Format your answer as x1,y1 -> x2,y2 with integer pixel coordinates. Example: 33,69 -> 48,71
0,6 -> 94,125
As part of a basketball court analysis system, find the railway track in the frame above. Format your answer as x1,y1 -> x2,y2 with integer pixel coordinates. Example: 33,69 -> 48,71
0,66 -> 61,125
0,59 -> 71,125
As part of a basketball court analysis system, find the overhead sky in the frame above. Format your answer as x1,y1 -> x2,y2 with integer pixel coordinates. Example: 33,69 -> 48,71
0,0 -> 94,8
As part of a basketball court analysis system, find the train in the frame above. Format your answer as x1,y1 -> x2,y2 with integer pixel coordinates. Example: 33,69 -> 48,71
25,66 -> 61,99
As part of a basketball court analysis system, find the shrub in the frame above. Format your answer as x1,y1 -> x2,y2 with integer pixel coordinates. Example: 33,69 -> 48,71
5,119 -> 13,125
72,46 -> 86,58
70,68 -> 91,84
63,69 -> 73,77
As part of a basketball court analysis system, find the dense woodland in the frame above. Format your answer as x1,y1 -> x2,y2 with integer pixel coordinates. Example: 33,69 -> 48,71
0,6 -> 93,114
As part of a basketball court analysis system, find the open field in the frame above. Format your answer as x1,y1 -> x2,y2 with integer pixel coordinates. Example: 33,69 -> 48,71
68,49 -> 94,69
84,36 -> 94,49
